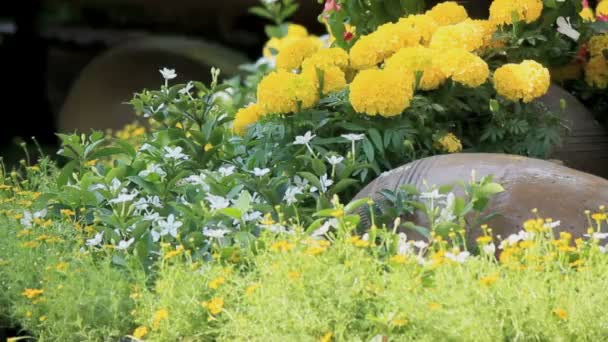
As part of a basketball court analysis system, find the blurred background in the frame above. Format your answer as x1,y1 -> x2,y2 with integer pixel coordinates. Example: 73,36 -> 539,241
0,0 -> 496,165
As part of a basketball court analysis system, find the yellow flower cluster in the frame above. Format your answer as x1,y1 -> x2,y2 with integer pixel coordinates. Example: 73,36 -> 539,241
233,103 -> 266,135
301,48 -> 349,95
349,69 -> 415,117
493,60 -> 550,102
425,1 -> 469,26
589,34 -> 608,59
585,56 -> 608,89
263,24 -> 309,58
396,14 -> 440,45
437,48 -> 490,87
489,0 -> 543,25
276,37 -> 322,71
437,133 -> 463,153
257,70 -> 319,113
429,19 -> 492,52
384,46 -> 446,90
597,1 -> 608,17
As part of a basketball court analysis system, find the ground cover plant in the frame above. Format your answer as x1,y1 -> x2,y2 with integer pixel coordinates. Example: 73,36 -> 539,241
1,0 -> 608,340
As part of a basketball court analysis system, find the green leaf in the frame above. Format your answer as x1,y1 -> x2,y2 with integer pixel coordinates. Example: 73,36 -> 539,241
330,178 -> 359,195
311,158 -> 327,177
297,172 -> 323,190
480,183 -> 505,196
217,207 -> 243,220
345,197 -> 371,214
88,147 -> 126,160
57,160 -> 78,187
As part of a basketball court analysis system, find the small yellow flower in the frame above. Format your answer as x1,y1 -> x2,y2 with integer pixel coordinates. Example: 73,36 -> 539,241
553,308 -> 568,320
85,159 -> 98,167
330,208 -> 344,218
287,271 -> 301,280
320,332 -> 333,342
592,213 -> 607,221
153,308 -> 169,329
390,255 -> 408,264
391,317 -> 409,327
270,240 -> 295,253
429,302 -> 443,310
245,283 -> 261,295
305,245 -> 328,256
56,262 -> 69,272
349,236 -> 370,248
60,209 -> 76,217
476,235 -> 492,244
209,276 -> 226,290
479,272 -> 500,286
22,288 -> 44,299
437,133 -> 463,153
204,143 -> 214,152
202,297 -> 224,315
39,315 -> 47,322
163,245 -> 185,260
133,326 -> 150,339
25,311 -> 33,317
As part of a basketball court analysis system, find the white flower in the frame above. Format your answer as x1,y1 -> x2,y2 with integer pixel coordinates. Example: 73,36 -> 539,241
397,233 -> 412,255
159,68 -> 177,80
326,155 -> 344,165
311,219 -> 338,238
310,174 -> 333,193
110,178 -> 122,192
585,232 -> 608,240
294,131 -> 316,145
179,81 -> 194,95
556,16 -> 580,41
437,192 -> 456,223
446,251 -> 470,263
600,245 -> 608,254
262,0 -> 278,4
218,165 -> 236,177
206,194 -> 230,211
138,163 -> 167,178
243,211 -> 263,222
139,143 -> 155,152
293,175 -> 309,189
544,220 -> 561,229
362,233 -> 370,241
164,146 -> 189,161
134,197 -> 149,212
283,186 -> 303,205
143,212 -> 160,222
341,133 -> 365,142
157,214 -> 182,239
109,189 -> 139,204
253,167 -> 270,177
419,189 -> 447,200
483,243 -> 496,255
89,183 -> 107,191
202,227 -> 231,238
116,238 -> 135,250
86,232 -> 104,247
147,196 -> 163,208
499,230 -> 534,249
20,209 -> 47,227
413,240 -> 429,250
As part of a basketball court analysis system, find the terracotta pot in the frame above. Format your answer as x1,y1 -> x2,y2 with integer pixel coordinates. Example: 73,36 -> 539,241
541,85 -> 608,179
354,153 -> 608,242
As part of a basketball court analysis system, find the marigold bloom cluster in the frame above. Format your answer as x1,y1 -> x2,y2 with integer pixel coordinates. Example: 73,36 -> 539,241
437,49 -> 490,87
597,1 -> 608,17
349,69 -> 415,117
425,1 -> 469,26
429,20 -> 486,52
585,56 -> 608,89
233,103 -> 266,135
276,37 -> 322,71
301,48 -> 349,94
489,0 -> 543,25
589,34 -> 608,58
263,24 -> 309,58
437,133 -> 463,153
384,46 -> 446,90
257,70 -> 319,114
493,60 -> 551,102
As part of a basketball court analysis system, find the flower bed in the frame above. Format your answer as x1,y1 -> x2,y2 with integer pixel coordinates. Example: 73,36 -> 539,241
1,0 -> 608,340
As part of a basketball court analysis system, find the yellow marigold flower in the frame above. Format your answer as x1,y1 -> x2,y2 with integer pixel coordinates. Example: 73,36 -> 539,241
202,297 -> 224,315
163,245 -> 185,260
209,276 -> 226,290
22,288 -> 44,299
437,133 -> 463,153
384,46 -> 446,90
396,14 -> 439,45
437,48 -> 489,87
302,65 -> 347,95
263,24 -> 309,57
270,240 -> 296,253
589,34 -> 608,58
553,308 -> 568,320
429,20 -> 485,52
276,37 -> 321,70
349,69 -> 415,117
489,0 -> 543,25
133,326 -> 149,339
257,71 -> 319,114
349,22 -> 420,69
585,56 -> 608,89
426,1 -> 468,26
494,60 -> 551,102
302,48 -> 349,70
597,1 -> 608,17
581,7 -> 595,21
233,103 -> 265,135
153,308 -> 169,329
